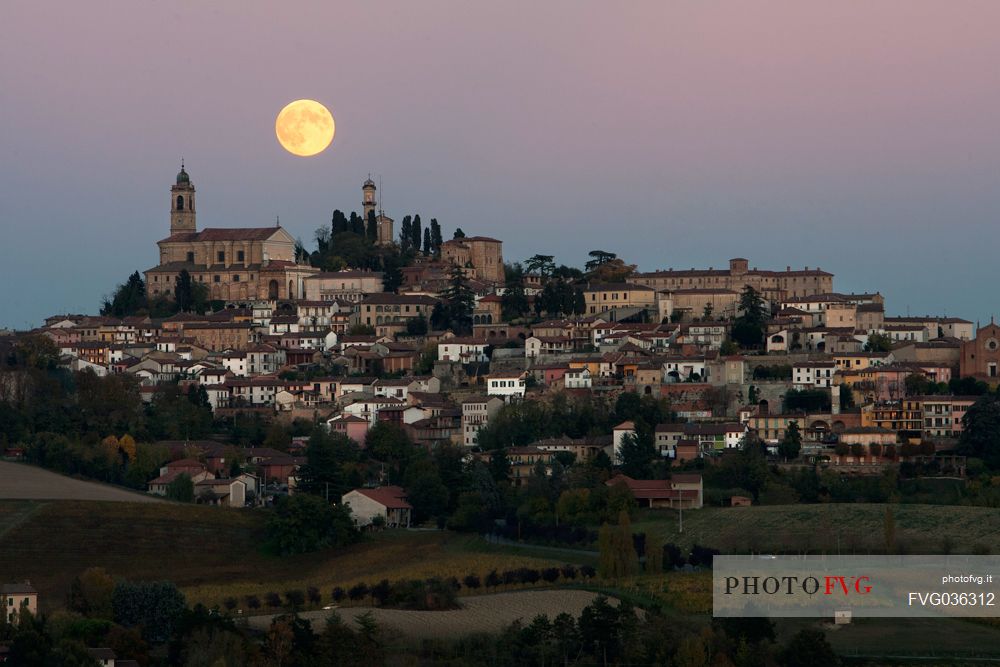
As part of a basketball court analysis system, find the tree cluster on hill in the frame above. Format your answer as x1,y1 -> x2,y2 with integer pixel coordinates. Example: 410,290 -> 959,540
102,270 -> 210,318
731,285 -> 767,348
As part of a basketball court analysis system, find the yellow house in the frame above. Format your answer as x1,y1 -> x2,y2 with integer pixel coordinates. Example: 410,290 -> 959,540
568,358 -> 611,378
833,352 -> 890,372
583,283 -> 656,316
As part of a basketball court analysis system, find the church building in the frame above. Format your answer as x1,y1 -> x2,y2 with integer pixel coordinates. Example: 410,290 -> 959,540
145,165 -> 318,303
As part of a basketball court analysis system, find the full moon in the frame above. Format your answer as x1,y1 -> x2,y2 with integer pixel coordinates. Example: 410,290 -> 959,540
275,99 -> 335,157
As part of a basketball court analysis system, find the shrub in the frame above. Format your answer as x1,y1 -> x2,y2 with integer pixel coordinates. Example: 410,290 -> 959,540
348,583 -> 370,602
517,567 -> 540,585
223,597 -> 238,612
371,579 -> 392,606
463,574 -> 481,590
560,565 -> 578,580
265,592 -> 282,608
580,565 -> 596,578
307,586 -> 321,606
331,587 -> 345,603
245,595 -> 261,610
689,544 -> 720,568
541,568 -> 560,583
664,543 -> 686,569
485,570 -> 502,589
284,589 -> 305,611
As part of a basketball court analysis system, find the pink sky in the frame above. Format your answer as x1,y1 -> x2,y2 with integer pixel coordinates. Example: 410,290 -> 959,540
3,1 -> 1000,325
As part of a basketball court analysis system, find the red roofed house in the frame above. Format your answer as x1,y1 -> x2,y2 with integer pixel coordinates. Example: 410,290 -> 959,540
606,473 -> 703,509
148,459 -> 214,495
341,486 -> 412,528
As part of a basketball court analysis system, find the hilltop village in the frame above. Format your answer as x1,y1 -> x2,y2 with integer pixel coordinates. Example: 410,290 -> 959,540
4,166 -> 1000,511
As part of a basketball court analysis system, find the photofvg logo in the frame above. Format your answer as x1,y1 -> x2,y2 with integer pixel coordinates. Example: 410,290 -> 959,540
713,555 -> 1000,618
723,574 -> 872,597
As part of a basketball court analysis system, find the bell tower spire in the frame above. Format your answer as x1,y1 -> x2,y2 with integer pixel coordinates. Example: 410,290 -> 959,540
170,162 -> 196,234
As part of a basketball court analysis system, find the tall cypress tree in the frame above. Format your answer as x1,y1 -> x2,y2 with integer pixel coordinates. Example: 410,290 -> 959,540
399,215 -> 412,250
441,263 -> 475,334
331,209 -> 348,235
423,227 -> 432,255
366,210 -> 378,242
411,215 -> 422,251
430,219 -> 443,255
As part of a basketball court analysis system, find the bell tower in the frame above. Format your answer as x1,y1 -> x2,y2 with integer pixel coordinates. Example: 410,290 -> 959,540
362,176 -> 376,221
170,162 -> 197,234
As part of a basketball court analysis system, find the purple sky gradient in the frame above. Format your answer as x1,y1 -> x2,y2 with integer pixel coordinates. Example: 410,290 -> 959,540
3,1 -> 1000,328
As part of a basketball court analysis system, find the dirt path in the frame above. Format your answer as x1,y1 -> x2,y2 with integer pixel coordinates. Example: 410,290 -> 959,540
0,461 -> 162,502
246,589 -> 613,639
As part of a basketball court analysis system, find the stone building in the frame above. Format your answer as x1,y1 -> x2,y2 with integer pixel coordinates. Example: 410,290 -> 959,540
145,165 -> 318,303
960,322 -> 1000,383
440,236 -> 504,285
362,177 -> 395,246
630,257 -> 833,302
303,270 -> 384,302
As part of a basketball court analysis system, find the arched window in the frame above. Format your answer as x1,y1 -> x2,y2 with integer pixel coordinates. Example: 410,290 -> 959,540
176,195 -> 184,211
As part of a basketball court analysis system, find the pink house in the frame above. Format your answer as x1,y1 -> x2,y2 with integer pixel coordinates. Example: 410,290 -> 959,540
858,363 -> 953,402
328,414 -> 371,445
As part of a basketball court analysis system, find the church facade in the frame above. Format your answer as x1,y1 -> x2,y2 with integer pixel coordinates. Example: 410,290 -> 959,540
145,166 -> 318,303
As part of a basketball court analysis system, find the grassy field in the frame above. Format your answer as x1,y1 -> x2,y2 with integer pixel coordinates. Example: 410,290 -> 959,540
0,461 -> 162,502
246,590 -> 610,638
0,501 -> 570,612
633,503 -> 1000,554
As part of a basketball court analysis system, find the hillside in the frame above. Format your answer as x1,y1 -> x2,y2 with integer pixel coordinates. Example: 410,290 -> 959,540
634,502 -> 1000,554
0,500 -> 566,612
0,461 -> 162,502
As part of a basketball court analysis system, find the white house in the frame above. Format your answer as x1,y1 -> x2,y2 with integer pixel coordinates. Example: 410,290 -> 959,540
563,367 -> 592,389
460,395 -> 504,447
438,338 -> 490,363
342,397 -> 406,424
793,361 -> 836,389
611,421 -> 637,463
194,478 -> 248,507
218,351 -> 248,377
341,486 -> 412,528
485,371 -> 527,401
662,357 -> 708,383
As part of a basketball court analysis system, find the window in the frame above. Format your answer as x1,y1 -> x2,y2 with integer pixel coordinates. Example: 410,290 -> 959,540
186,251 -> 194,262
213,275 -> 220,283
238,250 -> 245,262
233,275 -> 240,282
217,251 -> 225,263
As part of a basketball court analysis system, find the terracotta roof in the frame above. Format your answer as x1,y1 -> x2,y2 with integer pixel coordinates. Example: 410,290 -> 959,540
605,474 -> 702,500
362,293 -> 439,305
160,227 -> 285,243
351,485 -> 412,509
1,582 -> 37,595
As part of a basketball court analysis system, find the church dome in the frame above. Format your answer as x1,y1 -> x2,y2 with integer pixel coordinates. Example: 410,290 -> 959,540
363,177 -> 376,189
176,166 -> 190,185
